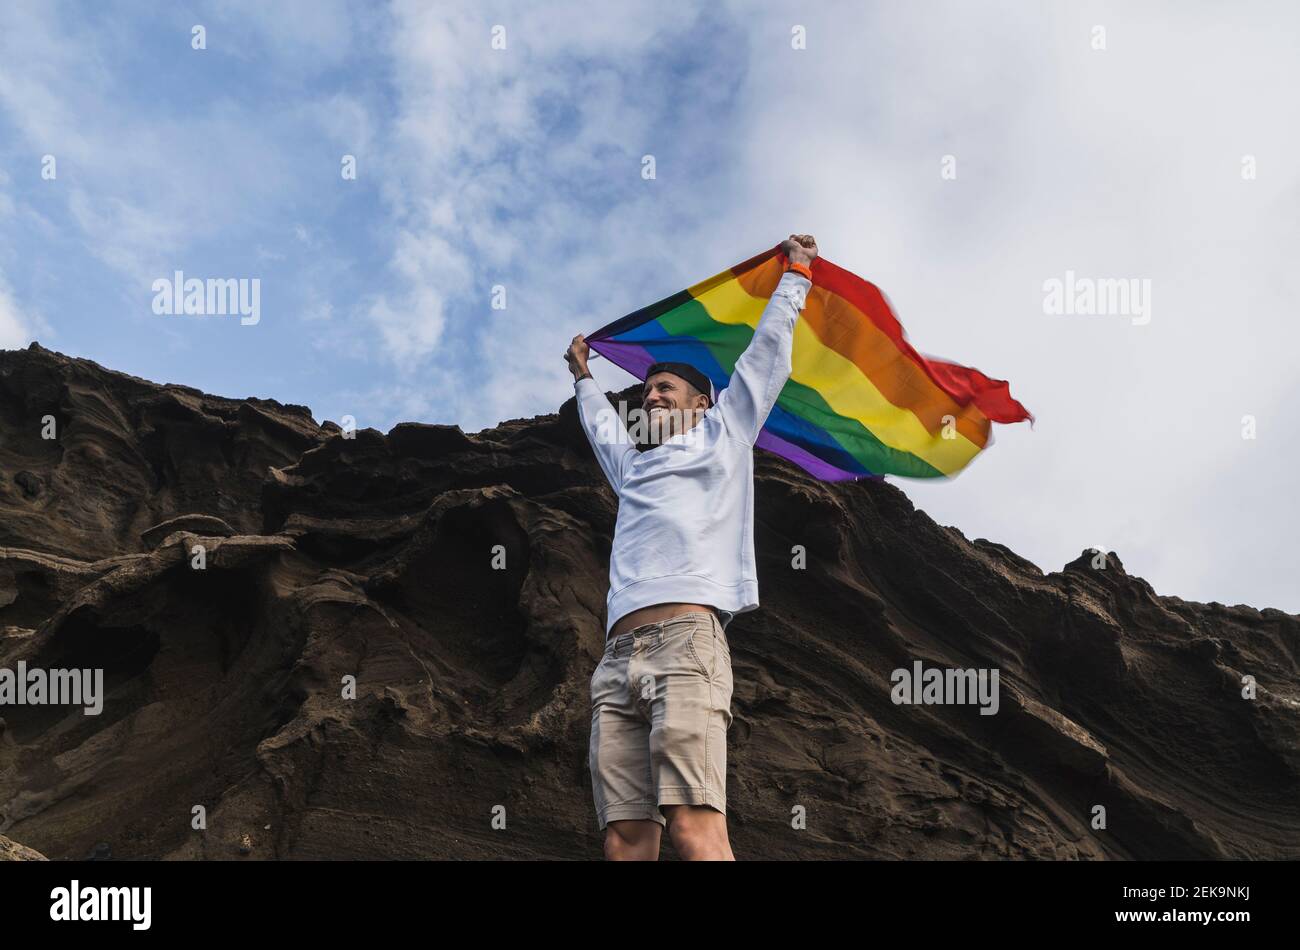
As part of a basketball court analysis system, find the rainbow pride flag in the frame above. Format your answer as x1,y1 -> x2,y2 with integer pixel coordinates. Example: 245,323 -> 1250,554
585,244 -> 1033,481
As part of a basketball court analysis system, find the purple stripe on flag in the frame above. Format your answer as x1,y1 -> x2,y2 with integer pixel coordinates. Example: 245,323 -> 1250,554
586,339 -> 656,380
756,430 -> 869,482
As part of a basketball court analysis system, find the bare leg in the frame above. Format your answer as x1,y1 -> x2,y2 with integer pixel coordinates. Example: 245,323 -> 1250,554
662,804 -> 735,861
603,819 -> 663,860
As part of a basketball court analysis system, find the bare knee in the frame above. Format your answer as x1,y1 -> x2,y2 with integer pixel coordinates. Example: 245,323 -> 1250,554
603,820 -> 662,860
664,805 -> 735,861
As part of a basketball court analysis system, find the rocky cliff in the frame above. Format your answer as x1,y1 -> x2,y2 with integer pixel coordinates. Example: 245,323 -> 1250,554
0,343 -> 1296,860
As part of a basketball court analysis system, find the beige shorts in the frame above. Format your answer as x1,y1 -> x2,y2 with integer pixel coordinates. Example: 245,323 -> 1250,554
588,610 -> 734,830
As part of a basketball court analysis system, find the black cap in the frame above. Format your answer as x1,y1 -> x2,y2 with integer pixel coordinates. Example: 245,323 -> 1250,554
645,361 -> 716,407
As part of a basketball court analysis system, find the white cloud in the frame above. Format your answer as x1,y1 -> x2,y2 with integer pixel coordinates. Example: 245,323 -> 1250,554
0,270 -> 46,348
363,1 -> 742,422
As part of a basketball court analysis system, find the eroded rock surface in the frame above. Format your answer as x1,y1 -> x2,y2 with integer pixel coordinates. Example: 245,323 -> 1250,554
0,343 -> 1296,859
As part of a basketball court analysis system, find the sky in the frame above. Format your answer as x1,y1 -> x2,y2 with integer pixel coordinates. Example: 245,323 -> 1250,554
0,0 -> 1295,613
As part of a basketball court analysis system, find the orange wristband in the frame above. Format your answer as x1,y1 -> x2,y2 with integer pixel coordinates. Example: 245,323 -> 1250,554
785,261 -> 813,281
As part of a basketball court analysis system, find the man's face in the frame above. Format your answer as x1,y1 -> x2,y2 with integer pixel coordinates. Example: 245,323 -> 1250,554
641,372 -> 708,443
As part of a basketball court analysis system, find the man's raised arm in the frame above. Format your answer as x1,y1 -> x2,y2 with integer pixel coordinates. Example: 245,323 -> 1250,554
713,234 -> 818,446
566,333 -> 636,496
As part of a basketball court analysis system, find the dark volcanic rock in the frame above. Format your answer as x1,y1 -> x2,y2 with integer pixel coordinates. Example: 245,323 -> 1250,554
141,514 -> 237,550
0,343 -> 1296,860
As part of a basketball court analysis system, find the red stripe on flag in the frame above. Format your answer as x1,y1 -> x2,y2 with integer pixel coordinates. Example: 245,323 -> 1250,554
807,254 -> 1033,425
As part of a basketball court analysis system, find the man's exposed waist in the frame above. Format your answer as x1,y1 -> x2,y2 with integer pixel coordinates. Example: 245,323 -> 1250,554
609,603 -> 720,640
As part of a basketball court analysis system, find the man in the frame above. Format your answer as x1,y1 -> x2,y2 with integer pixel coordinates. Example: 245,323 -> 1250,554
565,234 -> 818,860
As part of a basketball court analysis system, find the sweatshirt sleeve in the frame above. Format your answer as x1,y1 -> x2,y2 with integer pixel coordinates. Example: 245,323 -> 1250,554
574,375 -> 637,496
713,269 -> 812,446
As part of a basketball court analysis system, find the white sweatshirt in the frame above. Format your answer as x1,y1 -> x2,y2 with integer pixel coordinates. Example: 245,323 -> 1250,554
574,269 -> 813,636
